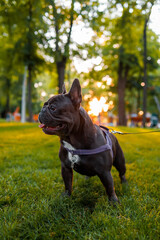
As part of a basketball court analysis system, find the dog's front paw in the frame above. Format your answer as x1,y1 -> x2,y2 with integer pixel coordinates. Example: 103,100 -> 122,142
61,190 -> 71,197
109,194 -> 119,204
121,175 -> 127,184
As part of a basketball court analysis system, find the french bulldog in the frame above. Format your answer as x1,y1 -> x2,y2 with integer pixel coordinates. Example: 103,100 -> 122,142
39,79 -> 126,202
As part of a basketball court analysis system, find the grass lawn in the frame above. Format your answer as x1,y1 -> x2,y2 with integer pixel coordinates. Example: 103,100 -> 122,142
0,123 -> 159,240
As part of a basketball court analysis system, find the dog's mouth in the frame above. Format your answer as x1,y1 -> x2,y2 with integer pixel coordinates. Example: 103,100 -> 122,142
39,123 -> 65,135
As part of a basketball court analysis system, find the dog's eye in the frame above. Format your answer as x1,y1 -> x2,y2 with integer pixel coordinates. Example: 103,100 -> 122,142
50,106 -> 56,111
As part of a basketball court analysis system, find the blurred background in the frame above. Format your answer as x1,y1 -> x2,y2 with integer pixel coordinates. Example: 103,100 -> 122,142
0,0 -> 160,127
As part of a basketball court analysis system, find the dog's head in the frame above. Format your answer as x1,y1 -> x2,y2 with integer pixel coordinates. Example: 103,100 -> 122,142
39,79 -> 82,136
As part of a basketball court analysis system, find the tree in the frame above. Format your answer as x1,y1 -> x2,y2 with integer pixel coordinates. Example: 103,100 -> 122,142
0,1 -> 19,116
0,0 -> 46,120
42,0 -> 75,93
15,0 -> 45,121
101,0 -> 159,125
44,0 -> 104,93
100,1 -> 144,125
142,0 -> 155,127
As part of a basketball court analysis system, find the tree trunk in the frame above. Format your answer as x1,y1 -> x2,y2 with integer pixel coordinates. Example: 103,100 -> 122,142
137,88 -> 141,114
142,18 -> 147,127
117,60 -> 127,126
5,78 -> 11,117
6,90 -> 10,116
56,58 -> 66,94
21,66 -> 27,123
142,0 -> 154,126
27,65 -> 33,122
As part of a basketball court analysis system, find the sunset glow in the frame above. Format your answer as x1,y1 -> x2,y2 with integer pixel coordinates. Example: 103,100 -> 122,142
88,97 -> 109,116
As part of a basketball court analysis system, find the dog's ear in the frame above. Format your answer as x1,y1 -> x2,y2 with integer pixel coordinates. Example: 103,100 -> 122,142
68,79 -> 82,109
62,83 -> 67,94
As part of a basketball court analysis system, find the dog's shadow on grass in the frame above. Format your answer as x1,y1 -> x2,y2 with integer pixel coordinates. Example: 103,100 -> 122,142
70,176 -> 107,212
50,175 -> 132,217
49,177 -> 103,214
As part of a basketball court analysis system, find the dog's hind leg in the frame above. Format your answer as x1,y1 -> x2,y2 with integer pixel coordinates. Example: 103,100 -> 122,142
113,140 -> 127,183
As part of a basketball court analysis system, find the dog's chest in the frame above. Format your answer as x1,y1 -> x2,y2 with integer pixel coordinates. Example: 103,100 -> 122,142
63,141 -> 80,168
63,141 -> 96,176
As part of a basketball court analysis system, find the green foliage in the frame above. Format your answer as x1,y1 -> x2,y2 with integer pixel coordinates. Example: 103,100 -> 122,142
0,123 -> 160,239
0,0 -> 48,116
82,0 -> 160,116
0,0 -> 160,117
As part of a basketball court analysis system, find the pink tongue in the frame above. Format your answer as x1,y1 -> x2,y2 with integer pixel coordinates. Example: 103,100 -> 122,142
39,123 -> 45,128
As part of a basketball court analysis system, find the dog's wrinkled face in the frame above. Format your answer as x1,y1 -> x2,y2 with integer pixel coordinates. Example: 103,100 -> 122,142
38,79 -> 82,136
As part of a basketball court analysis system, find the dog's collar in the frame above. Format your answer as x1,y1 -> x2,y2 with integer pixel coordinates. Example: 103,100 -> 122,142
63,126 -> 113,158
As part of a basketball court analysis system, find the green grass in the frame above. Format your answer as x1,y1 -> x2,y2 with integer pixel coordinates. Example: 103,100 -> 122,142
0,123 -> 159,240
